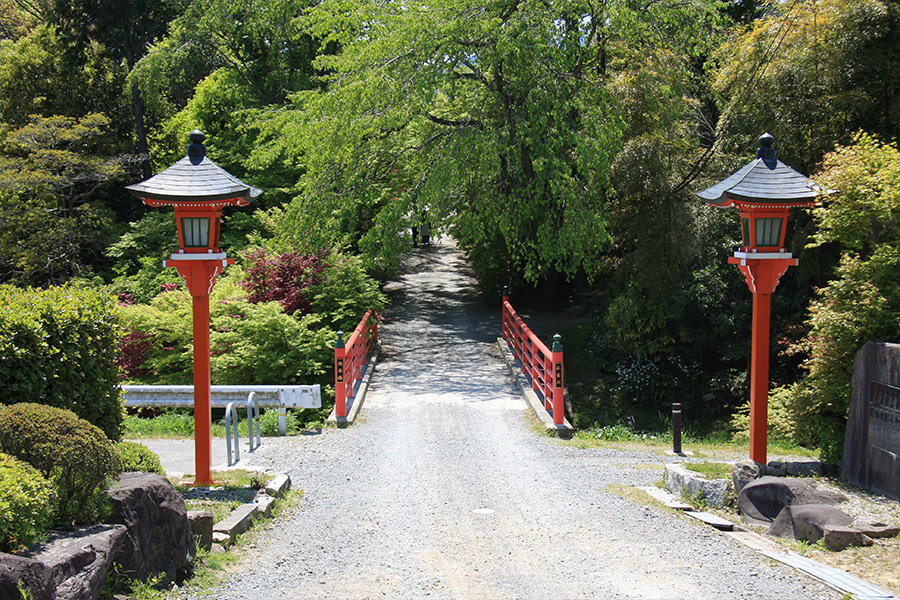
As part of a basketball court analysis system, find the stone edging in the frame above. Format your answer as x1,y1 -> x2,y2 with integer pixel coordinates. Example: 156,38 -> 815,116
209,471 -> 292,549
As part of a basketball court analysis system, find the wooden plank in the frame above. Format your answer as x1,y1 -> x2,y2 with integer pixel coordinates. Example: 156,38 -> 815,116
762,552 -> 897,599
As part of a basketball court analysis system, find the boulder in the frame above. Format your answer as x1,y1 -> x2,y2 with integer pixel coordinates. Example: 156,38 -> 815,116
767,504 -> 853,541
732,459 -> 762,495
26,524 -> 127,600
187,510 -> 214,552
858,523 -> 900,539
105,472 -> 196,586
0,552 -> 56,600
738,476 -> 848,524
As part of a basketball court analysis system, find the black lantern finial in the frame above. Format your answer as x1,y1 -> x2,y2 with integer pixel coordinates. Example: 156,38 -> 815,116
187,130 -> 206,165
757,132 -> 776,162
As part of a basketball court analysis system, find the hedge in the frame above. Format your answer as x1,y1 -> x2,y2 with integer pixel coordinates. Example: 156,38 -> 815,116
0,284 -> 124,439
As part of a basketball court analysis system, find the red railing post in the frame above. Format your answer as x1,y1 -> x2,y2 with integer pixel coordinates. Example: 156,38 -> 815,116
551,334 -> 564,426
334,330 -> 347,419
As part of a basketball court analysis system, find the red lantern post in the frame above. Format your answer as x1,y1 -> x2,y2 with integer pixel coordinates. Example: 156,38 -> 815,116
126,130 -> 261,486
697,133 -> 819,465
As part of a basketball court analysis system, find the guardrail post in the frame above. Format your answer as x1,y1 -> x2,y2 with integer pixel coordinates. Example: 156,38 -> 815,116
335,330 -> 347,419
551,334 -> 565,426
502,286 -> 509,342
225,402 -> 240,466
247,392 -> 260,452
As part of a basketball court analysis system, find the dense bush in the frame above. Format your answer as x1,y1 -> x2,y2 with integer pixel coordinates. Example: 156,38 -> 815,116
0,403 -> 122,527
115,441 -> 165,475
0,452 -> 56,553
0,285 -> 124,439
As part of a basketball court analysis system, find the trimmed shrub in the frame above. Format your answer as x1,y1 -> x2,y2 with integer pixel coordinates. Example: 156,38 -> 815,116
0,453 -> 56,553
0,284 -> 124,439
115,441 -> 165,475
0,403 -> 122,527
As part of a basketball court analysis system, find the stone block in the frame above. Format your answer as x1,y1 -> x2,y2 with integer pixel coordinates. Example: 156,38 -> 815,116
857,523 -> 900,539
823,526 -> 873,551
213,503 -> 258,545
105,472 -> 196,586
785,461 -> 823,477
843,342 -> 900,501
187,510 -> 214,552
26,524 -> 127,600
665,463 -> 730,508
265,473 -> 291,498
765,461 -> 787,477
255,494 -> 277,519
212,532 -> 231,547
0,552 -> 55,600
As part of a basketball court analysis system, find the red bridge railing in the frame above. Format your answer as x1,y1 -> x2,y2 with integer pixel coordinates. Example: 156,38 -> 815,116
334,310 -> 379,419
501,292 -> 565,425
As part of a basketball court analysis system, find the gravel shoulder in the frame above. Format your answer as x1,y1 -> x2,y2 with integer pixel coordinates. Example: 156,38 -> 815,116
179,239 -> 842,600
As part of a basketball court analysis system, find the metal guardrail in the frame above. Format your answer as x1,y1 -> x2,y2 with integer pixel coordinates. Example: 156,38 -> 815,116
121,384 -> 321,409
122,384 -> 321,440
247,392 -> 261,452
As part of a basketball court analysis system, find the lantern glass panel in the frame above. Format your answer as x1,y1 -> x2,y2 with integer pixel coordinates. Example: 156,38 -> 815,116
742,218 -> 751,247
755,218 -> 782,248
181,217 -> 210,247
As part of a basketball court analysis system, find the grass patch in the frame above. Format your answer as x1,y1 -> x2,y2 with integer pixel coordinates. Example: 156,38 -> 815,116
683,461 -> 733,480
123,407 -> 327,439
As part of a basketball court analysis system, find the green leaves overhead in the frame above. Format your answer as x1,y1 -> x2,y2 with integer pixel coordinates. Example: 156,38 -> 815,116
270,0 -> 725,282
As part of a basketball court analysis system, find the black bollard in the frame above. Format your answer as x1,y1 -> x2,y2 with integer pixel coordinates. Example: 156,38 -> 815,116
672,403 -> 682,454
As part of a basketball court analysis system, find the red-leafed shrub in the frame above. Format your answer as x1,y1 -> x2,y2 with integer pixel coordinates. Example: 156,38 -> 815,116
115,329 -> 156,379
241,249 -> 329,316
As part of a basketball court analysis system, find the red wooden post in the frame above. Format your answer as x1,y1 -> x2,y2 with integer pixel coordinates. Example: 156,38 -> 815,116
335,331 -> 347,419
749,291 -> 772,465
191,293 -> 213,486
551,334 -> 564,426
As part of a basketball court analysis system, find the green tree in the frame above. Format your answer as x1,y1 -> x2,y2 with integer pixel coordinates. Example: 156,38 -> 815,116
266,0 -> 726,286
0,113 -> 133,284
779,133 -> 900,462
712,0 -> 900,175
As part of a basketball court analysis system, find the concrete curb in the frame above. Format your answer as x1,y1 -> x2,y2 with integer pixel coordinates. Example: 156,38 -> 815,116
327,340 -> 381,427
496,337 -> 574,437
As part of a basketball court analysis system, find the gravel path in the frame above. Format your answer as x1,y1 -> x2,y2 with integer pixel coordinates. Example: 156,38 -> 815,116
183,239 -> 839,600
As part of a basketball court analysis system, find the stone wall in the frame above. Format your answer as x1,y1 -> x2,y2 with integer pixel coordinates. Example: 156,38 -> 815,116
843,342 -> 900,501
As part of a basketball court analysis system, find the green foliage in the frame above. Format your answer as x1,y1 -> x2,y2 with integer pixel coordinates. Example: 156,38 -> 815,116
0,403 -> 122,528
780,134 -> 900,463
115,441 -> 165,475
0,284 -> 125,439
119,272 -> 334,386
308,252 -> 386,333
731,383 -> 800,444
712,0 -> 900,175
0,452 -> 56,554
0,113 -> 134,285
259,408 -> 300,437
269,0 -> 725,285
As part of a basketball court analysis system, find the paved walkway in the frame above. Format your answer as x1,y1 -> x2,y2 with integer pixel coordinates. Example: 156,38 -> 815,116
169,239 -> 839,600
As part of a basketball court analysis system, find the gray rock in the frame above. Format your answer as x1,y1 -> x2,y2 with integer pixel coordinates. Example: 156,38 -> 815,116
26,524 -> 127,600
823,526 -> 873,551
0,552 -> 56,600
858,523 -> 900,539
105,472 -> 196,586
187,510 -> 214,552
738,476 -> 848,524
765,461 -> 787,477
732,459 -> 762,495
784,461 -> 823,477
767,504 -> 853,541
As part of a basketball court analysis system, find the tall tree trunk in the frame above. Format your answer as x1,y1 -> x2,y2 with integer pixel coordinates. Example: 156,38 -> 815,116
123,21 -> 151,179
